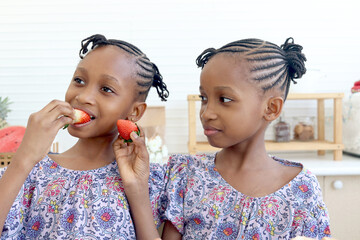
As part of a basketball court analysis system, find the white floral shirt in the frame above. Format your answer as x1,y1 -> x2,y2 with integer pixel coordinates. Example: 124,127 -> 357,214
161,153 -> 331,240
0,155 -> 164,240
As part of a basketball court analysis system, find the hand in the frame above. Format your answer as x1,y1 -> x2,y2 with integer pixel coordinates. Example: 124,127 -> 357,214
14,100 -> 74,168
113,125 -> 150,192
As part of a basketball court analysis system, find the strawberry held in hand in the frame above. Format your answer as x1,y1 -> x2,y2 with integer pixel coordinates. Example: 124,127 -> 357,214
117,119 -> 140,142
63,109 -> 92,129
72,109 -> 92,124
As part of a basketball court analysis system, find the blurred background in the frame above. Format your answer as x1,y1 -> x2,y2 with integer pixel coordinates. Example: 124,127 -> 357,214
0,0 -> 359,154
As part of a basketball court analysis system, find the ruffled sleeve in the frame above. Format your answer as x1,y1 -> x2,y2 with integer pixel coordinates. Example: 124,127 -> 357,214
159,154 -> 191,234
292,169 -> 331,239
148,162 -> 167,229
0,166 -> 36,237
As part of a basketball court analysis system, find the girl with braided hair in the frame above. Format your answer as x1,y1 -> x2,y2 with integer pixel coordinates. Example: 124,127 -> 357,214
0,34 -> 168,239
119,37 -> 331,239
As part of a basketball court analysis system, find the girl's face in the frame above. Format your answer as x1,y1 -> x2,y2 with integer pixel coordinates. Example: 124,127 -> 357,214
199,54 -> 269,149
65,45 -> 139,139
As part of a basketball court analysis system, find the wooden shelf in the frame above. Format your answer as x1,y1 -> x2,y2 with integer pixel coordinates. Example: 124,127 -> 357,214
187,93 -> 344,160
265,140 -> 343,151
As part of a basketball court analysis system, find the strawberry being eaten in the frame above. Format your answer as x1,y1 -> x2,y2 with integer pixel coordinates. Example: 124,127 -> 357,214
116,119 -> 140,142
63,109 -> 93,129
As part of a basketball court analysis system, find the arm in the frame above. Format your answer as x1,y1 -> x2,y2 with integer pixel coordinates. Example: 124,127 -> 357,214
161,221 -> 182,240
113,129 -> 160,240
0,100 -> 74,230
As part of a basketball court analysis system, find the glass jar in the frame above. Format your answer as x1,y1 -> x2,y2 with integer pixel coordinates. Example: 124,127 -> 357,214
274,118 -> 290,142
293,117 -> 314,141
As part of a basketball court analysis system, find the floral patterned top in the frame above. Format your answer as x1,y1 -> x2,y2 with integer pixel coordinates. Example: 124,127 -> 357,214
161,153 -> 331,240
0,155 -> 164,240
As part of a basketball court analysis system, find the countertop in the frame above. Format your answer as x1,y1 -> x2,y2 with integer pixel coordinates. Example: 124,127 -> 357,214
272,151 -> 360,176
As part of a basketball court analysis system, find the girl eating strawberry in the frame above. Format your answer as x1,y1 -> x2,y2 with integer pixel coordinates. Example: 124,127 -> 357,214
119,38 -> 331,239
0,34 -> 168,239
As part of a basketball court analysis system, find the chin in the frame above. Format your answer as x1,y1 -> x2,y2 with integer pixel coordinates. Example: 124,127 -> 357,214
207,138 -> 224,149
67,127 -> 87,139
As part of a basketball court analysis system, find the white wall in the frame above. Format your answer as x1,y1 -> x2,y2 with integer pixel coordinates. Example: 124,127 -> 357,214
1,0 -> 359,154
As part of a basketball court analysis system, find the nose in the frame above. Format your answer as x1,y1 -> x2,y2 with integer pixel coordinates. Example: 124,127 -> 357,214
75,85 -> 96,105
200,102 -> 217,122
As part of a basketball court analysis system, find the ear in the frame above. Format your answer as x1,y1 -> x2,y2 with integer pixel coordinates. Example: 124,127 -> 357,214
126,102 -> 147,122
263,97 -> 284,122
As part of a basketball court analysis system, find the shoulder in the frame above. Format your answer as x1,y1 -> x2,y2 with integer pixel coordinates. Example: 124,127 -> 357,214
289,166 -> 325,210
297,167 -> 322,193
166,153 -> 215,174
0,155 -> 50,178
272,156 -> 324,205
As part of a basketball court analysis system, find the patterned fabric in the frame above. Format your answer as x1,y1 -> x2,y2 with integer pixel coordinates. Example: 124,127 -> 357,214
161,153 -> 331,240
0,155 -> 165,240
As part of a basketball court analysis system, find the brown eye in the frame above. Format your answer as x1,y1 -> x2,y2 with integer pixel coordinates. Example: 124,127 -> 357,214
199,95 -> 207,101
74,77 -> 85,85
220,97 -> 232,103
101,86 -> 114,93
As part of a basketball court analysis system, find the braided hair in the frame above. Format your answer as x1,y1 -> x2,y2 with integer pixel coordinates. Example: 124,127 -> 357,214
196,37 -> 306,100
79,34 -> 169,101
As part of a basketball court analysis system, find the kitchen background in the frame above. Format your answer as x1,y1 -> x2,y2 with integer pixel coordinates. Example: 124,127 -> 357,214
0,0 -> 359,154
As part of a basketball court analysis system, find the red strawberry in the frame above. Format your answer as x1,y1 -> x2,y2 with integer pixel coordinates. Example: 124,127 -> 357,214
63,109 -> 91,129
73,109 -> 91,124
116,119 -> 140,142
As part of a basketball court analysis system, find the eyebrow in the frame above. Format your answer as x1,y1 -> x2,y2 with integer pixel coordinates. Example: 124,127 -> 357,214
199,86 -> 236,92
100,74 -> 120,85
75,67 -> 120,85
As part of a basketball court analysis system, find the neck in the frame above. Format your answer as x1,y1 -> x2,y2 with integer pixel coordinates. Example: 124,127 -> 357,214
216,129 -> 272,171
61,134 -> 118,168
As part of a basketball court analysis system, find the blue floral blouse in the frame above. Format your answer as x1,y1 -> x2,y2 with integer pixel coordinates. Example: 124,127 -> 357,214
160,153 -> 331,240
0,155 -> 164,240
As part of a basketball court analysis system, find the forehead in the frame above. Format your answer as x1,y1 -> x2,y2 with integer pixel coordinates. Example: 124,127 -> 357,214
200,53 -> 252,85
78,45 -> 136,80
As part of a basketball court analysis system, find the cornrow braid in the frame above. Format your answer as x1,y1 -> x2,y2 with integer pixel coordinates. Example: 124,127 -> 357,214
79,34 -> 169,101
196,37 -> 306,100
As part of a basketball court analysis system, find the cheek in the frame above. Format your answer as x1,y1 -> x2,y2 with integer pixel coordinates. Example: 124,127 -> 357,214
64,88 -> 72,103
199,106 -> 205,118
108,101 -> 133,118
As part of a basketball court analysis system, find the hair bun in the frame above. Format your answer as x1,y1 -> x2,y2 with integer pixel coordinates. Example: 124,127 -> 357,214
79,34 -> 108,58
281,37 -> 307,81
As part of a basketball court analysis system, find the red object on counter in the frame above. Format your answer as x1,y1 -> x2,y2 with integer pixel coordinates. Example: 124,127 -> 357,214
352,80 -> 360,93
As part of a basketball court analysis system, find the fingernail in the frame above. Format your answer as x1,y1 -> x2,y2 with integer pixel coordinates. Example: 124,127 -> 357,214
131,131 -> 139,139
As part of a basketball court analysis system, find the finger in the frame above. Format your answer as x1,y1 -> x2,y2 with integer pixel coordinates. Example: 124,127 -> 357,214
55,115 -> 73,130
41,100 -> 72,116
52,104 -> 75,121
137,125 -> 145,138
114,138 -> 134,157
40,101 -> 75,129
113,137 -> 127,152
130,131 -> 149,160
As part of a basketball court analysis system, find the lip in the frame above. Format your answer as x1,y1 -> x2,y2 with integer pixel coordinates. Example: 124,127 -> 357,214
71,120 -> 92,128
203,126 -> 220,136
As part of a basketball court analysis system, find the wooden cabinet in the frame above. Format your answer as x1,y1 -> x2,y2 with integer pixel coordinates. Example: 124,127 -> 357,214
187,93 -> 344,160
317,175 -> 360,239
